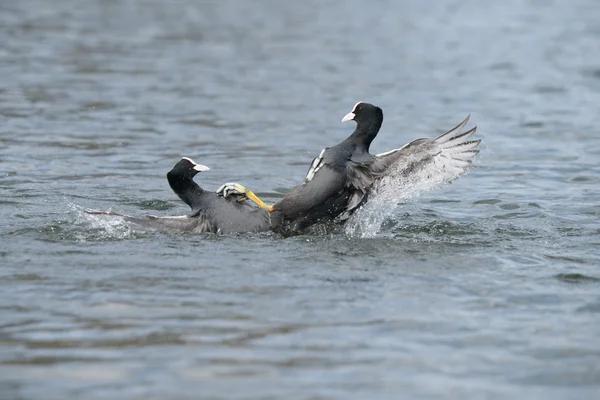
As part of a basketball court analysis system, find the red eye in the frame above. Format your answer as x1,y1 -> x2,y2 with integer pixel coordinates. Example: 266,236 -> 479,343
181,158 -> 196,168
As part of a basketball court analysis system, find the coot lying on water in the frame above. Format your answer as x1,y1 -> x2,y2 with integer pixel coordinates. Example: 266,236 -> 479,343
118,157 -> 271,234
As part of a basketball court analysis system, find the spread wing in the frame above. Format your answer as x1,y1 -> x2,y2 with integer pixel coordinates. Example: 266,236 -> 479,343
370,115 -> 479,187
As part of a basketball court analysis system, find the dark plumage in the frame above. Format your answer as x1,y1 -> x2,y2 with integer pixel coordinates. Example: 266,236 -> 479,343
269,102 -> 480,233
125,158 -> 271,234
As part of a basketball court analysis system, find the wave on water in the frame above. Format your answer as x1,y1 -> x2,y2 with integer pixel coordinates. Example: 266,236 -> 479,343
345,155 -> 476,238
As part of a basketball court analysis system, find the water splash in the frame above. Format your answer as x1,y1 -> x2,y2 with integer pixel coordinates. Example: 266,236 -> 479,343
345,156 -> 474,238
69,203 -> 137,241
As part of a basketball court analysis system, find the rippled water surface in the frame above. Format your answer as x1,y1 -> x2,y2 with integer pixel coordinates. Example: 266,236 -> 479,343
2,0 -> 600,399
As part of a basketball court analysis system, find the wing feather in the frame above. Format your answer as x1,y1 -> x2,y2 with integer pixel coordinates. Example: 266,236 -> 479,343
303,148 -> 326,184
124,213 -> 217,233
370,116 -> 480,187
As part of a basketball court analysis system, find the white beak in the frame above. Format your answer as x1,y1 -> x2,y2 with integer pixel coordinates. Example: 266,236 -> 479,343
193,164 -> 210,172
341,112 -> 355,123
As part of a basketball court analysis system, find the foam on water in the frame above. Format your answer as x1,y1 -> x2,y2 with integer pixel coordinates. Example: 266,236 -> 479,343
69,203 -> 136,241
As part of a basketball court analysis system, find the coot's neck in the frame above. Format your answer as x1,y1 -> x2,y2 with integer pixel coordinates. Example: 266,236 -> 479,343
167,171 -> 205,210
345,118 -> 383,153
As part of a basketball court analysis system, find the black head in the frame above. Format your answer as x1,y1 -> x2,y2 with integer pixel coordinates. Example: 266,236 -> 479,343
341,102 -> 383,150
341,101 -> 383,126
169,157 -> 210,180
166,157 -> 210,209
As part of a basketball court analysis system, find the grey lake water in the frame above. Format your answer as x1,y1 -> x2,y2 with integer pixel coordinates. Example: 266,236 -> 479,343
1,0 -> 600,399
